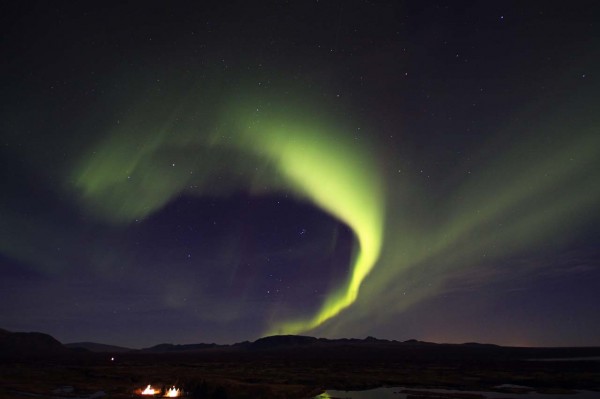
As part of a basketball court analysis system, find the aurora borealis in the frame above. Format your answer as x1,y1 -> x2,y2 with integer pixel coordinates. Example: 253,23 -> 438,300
71,91 -> 385,334
1,2 -> 599,347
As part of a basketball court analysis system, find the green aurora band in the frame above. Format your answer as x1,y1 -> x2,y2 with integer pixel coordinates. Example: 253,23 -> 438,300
71,93 -> 385,335
61,80 -> 599,340
310,97 -> 600,339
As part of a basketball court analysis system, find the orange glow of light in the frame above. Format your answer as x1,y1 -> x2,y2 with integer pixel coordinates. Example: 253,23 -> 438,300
164,387 -> 181,397
141,385 -> 157,395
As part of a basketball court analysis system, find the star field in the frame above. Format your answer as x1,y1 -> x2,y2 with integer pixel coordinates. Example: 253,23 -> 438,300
0,1 -> 599,348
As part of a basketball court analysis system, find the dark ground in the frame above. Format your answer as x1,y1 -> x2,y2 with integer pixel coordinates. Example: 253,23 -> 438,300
1,334 -> 600,399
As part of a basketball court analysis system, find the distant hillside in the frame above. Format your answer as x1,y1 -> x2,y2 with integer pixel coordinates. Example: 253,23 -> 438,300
141,335 -> 436,352
3,328 -> 600,363
0,329 -> 69,358
250,334 -> 319,349
65,342 -> 133,353
141,342 -> 220,353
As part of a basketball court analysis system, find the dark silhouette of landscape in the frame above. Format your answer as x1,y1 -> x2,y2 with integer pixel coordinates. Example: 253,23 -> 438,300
1,328 -> 599,398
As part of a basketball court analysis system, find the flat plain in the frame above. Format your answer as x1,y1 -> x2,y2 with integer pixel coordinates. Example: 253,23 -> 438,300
2,334 -> 600,399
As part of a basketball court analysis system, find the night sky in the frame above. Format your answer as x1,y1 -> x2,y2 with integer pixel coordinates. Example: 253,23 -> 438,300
1,1 -> 599,348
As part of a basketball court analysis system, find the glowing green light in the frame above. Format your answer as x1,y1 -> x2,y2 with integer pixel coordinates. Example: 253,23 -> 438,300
232,118 -> 385,335
70,93 -> 386,335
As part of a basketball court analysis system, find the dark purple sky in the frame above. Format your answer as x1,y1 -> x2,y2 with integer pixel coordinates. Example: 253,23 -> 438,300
0,1 -> 598,348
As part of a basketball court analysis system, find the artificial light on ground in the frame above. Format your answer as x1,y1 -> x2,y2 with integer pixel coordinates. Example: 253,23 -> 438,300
165,387 -> 181,397
141,385 -> 157,395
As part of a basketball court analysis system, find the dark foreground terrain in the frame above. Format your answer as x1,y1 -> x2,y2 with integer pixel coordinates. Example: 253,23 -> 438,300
1,330 -> 599,399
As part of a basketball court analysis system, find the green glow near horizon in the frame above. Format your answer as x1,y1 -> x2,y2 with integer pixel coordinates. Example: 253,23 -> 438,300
234,117 -> 384,335
66,82 -> 600,340
314,104 -> 600,339
70,95 -> 385,335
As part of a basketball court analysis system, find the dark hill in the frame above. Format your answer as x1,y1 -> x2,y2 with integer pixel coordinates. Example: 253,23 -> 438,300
141,342 -> 220,353
0,329 -> 69,359
65,342 -> 133,353
250,334 -> 318,349
3,329 -> 600,364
